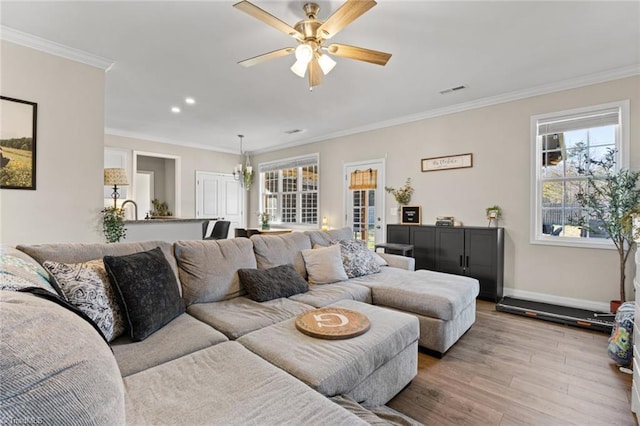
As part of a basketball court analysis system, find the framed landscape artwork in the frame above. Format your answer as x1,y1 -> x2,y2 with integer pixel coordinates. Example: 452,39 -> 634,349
0,96 -> 37,190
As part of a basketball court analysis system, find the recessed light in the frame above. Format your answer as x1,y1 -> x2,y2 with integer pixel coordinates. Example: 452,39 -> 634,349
171,106 -> 181,113
185,97 -> 195,105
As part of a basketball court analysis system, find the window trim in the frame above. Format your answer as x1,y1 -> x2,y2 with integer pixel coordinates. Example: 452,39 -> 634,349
258,153 -> 320,228
529,100 -> 629,249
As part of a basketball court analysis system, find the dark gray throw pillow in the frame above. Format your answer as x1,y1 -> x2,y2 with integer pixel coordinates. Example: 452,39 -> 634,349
237,264 -> 309,302
103,247 -> 184,341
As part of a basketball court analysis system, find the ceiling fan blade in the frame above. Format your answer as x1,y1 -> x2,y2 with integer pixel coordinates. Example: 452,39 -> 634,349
238,47 -> 295,68
326,43 -> 391,66
233,1 -> 303,41
308,58 -> 323,88
317,0 -> 377,39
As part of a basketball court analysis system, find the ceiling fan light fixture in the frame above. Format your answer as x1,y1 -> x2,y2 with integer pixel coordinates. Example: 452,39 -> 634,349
290,59 -> 308,78
294,43 -> 314,63
317,53 -> 336,75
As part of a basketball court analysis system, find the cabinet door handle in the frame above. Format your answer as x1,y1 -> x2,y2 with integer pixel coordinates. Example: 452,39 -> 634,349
459,255 -> 463,267
466,256 -> 469,268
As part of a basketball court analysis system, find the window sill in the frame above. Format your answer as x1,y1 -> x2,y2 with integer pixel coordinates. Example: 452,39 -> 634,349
530,236 -> 616,250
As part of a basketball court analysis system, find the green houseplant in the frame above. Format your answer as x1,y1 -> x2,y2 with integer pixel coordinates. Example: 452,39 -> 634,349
102,207 -> 126,243
575,148 -> 640,308
385,178 -> 414,205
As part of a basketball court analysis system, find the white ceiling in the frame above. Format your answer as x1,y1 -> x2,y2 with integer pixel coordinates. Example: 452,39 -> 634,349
1,1 -> 639,154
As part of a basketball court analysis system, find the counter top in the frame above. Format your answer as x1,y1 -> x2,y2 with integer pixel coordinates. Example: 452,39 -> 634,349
124,218 -> 212,224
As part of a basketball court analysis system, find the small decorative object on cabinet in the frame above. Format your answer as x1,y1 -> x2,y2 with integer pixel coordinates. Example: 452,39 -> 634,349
259,211 -> 270,230
388,224 -> 504,302
400,206 -> 421,225
485,205 -> 502,227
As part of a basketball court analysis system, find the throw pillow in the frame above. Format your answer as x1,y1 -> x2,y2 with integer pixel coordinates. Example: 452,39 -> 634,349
301,245 -> 348,285
373,252 -> 388,266
237,264 -> 309,302
332,239 -> 381,278
0,250 -> 59,295
43,259 -> 125,342
103,247 -> 184,341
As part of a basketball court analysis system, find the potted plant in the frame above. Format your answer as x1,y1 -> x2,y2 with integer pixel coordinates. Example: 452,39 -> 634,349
259,211 -> 270,230
486,205 -> 502,220
385,178 -> 414,205
575,148 -> 640,312
102,207 -> 126,243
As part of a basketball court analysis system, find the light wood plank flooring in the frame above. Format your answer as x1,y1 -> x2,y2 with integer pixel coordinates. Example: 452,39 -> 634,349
388,300 -> 634,425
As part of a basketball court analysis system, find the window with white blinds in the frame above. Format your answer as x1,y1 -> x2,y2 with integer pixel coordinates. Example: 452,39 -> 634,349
530,100 -> 629,248
259,154 -> 319,225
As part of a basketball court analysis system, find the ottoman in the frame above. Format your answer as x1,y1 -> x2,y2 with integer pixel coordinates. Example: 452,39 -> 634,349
237,299 -> 419,407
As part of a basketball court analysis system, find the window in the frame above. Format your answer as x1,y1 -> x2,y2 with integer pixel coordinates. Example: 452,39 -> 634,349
531,101 -> 629,248
259,154 -> 319,226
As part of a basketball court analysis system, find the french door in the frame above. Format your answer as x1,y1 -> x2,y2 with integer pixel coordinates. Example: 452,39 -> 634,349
344,160 -> 385,248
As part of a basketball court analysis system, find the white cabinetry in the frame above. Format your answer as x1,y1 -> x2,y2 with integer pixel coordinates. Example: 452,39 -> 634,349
632,218 -> 640,415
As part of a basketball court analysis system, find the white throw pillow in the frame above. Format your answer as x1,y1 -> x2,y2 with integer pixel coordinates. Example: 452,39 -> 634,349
373,252 -> 388,266
301,245 -> 348,285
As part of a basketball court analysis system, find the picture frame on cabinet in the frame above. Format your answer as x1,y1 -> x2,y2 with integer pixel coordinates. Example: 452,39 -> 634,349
401,206 -> 421,225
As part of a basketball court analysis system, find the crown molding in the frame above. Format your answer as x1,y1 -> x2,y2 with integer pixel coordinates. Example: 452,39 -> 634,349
255,64 -> 640,154
104,128 -> 239,155
0,26 -> 114,71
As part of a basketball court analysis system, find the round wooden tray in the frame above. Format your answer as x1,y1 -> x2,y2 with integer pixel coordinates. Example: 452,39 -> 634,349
295,307 -> 370,340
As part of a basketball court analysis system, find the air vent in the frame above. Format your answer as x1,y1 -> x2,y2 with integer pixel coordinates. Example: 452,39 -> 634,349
439,85 -> 467,95
284,129 -> 305,134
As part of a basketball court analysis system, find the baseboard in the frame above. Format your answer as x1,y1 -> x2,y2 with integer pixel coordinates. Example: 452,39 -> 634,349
502,288 -> 610,313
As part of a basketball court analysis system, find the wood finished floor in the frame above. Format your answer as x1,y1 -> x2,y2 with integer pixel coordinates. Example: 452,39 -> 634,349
387,300 -> 635,426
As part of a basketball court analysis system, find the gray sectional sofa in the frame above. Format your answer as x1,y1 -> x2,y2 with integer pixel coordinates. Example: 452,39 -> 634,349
1,227 -> 479,425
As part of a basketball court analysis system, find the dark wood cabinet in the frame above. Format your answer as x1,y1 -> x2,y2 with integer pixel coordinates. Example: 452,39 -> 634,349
387,225 -> 504,302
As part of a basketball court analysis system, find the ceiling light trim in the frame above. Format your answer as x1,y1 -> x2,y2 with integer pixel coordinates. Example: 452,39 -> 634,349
254,64 -> 640,154
0,25 -> 114,71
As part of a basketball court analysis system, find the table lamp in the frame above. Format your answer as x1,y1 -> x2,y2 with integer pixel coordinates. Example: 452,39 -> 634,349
104,168 -> 128,208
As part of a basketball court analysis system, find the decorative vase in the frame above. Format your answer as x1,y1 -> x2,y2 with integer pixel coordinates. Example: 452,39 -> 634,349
261,223 -> 270,231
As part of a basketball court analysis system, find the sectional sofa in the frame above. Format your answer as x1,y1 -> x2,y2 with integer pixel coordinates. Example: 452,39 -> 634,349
1,227 -> 479,425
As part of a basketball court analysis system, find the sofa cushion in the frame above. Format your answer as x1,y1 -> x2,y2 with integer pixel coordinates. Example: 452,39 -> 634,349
0,290 -> 125,425
289,282 -> 372,307
251,232 -> 311,279
238,264 -> 308,302
174,238 -> 256,305
187,297 -> 313,339
0,245 -> 59,295
305,226 -> 354,247
43,259 -> 125,342
111,312 -> 228,377
104,247 -> 185,341
301,244 -> 349,285
124,341 -> 367,426
17,241 -> 181,295
333,239 -> 381,278
237,299 -> 419,399
347,267 -> 479,320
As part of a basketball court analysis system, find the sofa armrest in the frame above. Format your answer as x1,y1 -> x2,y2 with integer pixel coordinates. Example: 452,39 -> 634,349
378,253 -> 415,271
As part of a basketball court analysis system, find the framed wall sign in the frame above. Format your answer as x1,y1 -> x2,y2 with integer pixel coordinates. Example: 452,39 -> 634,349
421,153 -> 472,172
0,96 -> 37,190
401,205 -> 421,225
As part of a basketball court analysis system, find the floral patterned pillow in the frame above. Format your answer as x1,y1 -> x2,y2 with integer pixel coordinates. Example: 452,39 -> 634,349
0,251 -> 57,295
331,239 -> 381,278
43,259 -> 126,342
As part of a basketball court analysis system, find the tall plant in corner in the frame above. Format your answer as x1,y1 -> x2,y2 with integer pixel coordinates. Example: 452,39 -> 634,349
102,207 -> 127,243
575,148 -> 640,303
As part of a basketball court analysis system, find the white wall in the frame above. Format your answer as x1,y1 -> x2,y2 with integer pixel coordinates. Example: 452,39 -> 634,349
253,76 -> 640,308
105,134 -> 240,218
0,41 -> 105,245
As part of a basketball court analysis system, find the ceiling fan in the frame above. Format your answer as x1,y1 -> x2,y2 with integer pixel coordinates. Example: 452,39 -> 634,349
233,0 -> 392,89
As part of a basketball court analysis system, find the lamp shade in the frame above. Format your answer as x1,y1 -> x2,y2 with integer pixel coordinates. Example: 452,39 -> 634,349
104,168 -> 129,186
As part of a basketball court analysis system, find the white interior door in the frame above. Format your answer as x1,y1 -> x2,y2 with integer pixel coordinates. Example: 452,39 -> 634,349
134,171 -> 154,220
196,172 -> 243,238
344,160 -> 385,248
